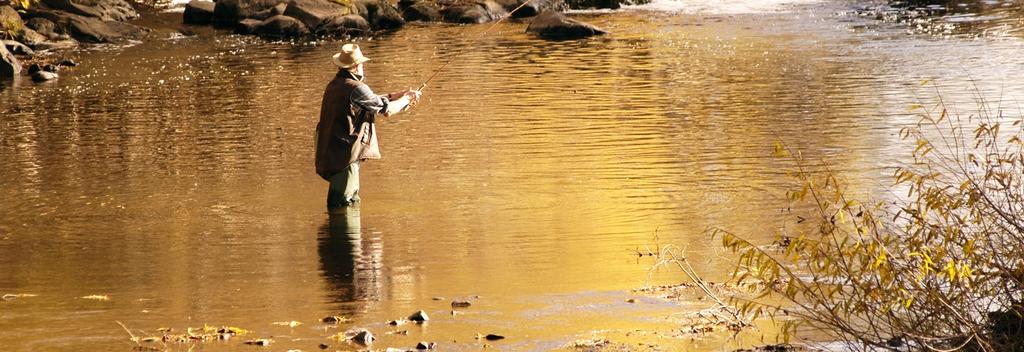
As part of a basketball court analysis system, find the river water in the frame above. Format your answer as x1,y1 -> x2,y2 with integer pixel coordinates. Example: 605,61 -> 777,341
1,0 -> 1023,350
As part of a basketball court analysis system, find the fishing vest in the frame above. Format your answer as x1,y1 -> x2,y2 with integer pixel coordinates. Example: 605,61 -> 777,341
315,71 -> 376,180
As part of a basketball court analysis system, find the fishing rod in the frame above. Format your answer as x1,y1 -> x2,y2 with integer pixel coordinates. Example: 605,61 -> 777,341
416,0 -> 537,92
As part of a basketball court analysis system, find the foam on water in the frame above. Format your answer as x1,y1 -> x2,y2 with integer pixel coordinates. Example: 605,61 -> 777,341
622,0 -> 820,14
160,0 -> 190,12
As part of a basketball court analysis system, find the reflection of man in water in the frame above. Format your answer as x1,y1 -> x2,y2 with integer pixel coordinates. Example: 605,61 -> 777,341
318,211 -> 384,302
315,43 -> 422,210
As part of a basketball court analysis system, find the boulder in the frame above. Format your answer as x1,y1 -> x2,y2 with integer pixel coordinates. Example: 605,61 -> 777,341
370,0 -> 404,29
407,310 -> 429,322
564,0 -> 618,10
499,0 -> 563,17
30,9 -> 142,42
349,329 -> 374,345
316,14 -> 369,36
32,70 -> 58,82
400,0 -> 440,22
283,0 -> 352,30
2,40 -> 34,56
442,0 -> 507,24
183,0 -> 215,24
235,18 -> 263,34
0,44 -> 19,78
28,63 -> 58,82
17,27 -> 49,47
26,17 -> 58,38
213,0 -> 284,25
253,14 -> 308,37
39,0 -> 139,21
251,2 -> 287,20
525,10 -> 605,39
355,0 -> 404,29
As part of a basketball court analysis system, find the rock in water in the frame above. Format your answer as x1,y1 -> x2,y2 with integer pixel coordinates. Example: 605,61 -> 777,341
40,0 -> 139,21
251,2 -> 287,20
349,329 -> 374,345
525,10 -> 606,39
416,341 -> 437,349
500,0 -> 562,18
354,0 -> 404,30
253,15 -> 309,38
26,18 -> 59,39
213,0 -> 284,25
408,310 -> 429,322
183,0 -> 215,24
3,40 -> 34,56
17,28 -> 49,48
58,58 -> 79,67
316,14 -> 369,37
564,0 -> 618,10
400,0 -> 440,22
284,0 -> 353,31
235,18 -> 262,34
30,10 -> 144,43
32,70 -> 59,82
451,300 -> 472,308
442,0 -> 507,24
0,45 -> 20,78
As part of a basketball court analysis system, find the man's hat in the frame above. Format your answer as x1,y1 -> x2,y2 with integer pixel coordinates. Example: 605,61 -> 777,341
333,43 -> 370,69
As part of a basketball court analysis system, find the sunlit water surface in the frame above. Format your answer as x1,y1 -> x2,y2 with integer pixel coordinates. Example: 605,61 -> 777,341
2,0 -> 1023,350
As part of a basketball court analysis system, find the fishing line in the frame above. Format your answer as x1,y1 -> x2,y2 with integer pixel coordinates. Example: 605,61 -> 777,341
417,0 -> 536,91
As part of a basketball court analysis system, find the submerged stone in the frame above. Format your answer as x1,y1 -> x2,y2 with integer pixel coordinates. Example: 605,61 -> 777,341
525,10 -> 606,39
350,328 -> 374,345
408,310 -> 429,322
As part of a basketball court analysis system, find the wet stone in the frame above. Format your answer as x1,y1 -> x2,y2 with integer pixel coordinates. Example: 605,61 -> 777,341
0,45 -> 21,78
350,329 -> 374,345
525,10 -> 607,39
407,310 -> 429,322
183,0 -> 216,25
243,338 -> 272,346
416,341 -> 437,349
321,315 -> 345,323
2,40 -> 34,56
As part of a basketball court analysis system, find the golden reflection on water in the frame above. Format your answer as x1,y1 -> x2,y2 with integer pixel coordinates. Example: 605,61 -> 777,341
1,3 -> 1024,351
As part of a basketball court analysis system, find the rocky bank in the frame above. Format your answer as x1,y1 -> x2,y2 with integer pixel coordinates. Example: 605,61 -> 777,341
0,0 -> 614,81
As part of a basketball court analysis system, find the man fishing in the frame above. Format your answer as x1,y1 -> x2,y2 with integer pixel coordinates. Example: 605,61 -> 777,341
315,43 -> 422,210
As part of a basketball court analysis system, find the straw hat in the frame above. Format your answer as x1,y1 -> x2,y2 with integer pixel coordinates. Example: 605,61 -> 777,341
332,43 -> 370,69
